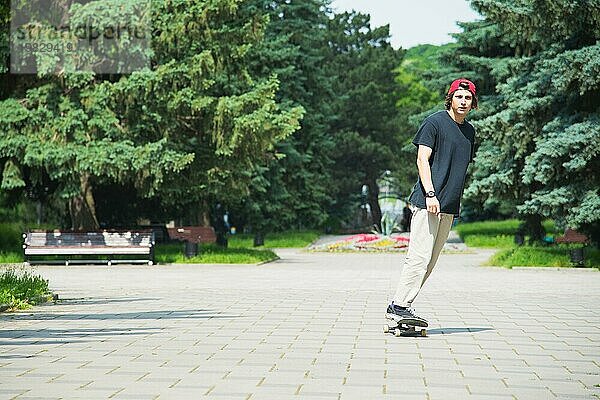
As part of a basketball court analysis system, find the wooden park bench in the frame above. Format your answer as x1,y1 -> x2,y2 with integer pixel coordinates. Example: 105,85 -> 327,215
23,230 -> 155,266
166,226 -> 218,257
166,226 -> 217,244
554,229 -> 590,245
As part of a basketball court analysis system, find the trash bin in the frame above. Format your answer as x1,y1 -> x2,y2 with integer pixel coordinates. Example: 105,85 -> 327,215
253,233 -> 264,247
569,247 -> 585,267
184,240 -> 198,258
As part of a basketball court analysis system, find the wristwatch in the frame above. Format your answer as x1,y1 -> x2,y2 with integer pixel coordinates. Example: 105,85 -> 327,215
425,190 -> 436,198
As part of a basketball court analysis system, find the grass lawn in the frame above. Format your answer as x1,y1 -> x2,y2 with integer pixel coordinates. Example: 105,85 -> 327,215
155,230 -> 319,264
488,245 -> 600,268
155,243 -> 278,264
0,252 -> 22,264
454,219 -> 559,248
1,245 -> 279,265
228,230 -> 320,248
454,219 -> 599,268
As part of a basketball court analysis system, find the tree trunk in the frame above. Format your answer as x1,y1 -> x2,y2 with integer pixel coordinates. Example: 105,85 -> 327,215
36,201 -> 44,225
367,179 -> 382,230
69,174 -> 100,231
177,202 -> 211,226
201,199 -> 211,226
523,214 -> 545,245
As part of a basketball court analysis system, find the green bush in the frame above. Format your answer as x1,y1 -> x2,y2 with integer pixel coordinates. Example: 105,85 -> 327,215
0,266 -> 52,310
0,222 -> 23,252
0,222 -> 59,255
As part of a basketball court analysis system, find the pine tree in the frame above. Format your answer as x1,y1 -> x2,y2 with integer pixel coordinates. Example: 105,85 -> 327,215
240,0 -> 335,237
449,0 -> 600,243
0,0 -> 302,230
326,11 -> 404,228
393,44 -> 448,196
0,0 -> 7,76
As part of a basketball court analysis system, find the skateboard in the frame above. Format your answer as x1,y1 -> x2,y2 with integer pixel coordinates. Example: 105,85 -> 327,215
384,316 -> 427,337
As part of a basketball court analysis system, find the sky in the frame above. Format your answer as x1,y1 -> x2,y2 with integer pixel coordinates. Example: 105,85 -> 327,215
330,0 -> 482,49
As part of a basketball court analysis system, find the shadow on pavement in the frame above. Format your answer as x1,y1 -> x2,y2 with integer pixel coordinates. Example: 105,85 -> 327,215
0,327 -> 161,339
427,327 -> 494,335
0,309 -> 240,322
0,340 -> 95,347
0,354 -> 40,359
0,326 -> 162,347
57,297 -> 162,305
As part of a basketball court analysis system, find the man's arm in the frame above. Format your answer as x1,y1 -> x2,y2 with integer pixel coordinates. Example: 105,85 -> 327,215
416,145 -> 440,215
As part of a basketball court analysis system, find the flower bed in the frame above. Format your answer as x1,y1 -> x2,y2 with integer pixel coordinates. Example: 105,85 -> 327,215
312,233 -> 410,252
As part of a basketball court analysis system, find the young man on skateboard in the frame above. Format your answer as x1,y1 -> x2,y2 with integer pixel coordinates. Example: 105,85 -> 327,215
386,78 -> 478,328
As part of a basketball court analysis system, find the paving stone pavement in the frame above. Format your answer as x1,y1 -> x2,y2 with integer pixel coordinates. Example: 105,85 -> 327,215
1,249 -> 599,400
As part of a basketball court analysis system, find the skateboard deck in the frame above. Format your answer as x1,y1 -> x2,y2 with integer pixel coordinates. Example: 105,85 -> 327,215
384,315 -> 427,337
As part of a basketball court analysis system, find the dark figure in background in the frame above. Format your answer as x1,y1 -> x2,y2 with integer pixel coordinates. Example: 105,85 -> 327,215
212,203 -> 229,248
401,205 -> 412,232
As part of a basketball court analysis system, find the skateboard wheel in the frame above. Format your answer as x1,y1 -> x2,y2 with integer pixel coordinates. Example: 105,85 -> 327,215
420,329 -> 427,337
383,324 -> 390,333
394,328 -> 402,337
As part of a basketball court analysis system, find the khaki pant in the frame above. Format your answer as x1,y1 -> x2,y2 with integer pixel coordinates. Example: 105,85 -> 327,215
393,208 -> 454,307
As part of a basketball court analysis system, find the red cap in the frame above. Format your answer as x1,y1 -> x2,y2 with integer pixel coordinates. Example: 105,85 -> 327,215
448,78 -> 476,96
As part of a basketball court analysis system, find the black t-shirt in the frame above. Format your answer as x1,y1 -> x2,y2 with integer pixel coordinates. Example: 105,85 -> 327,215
408,110 -> 476,216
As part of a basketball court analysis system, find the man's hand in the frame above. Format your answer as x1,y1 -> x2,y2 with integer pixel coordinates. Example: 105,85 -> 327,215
416,145 -> 439,215
426,196 -> 440,215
